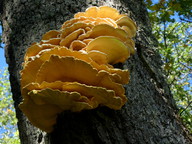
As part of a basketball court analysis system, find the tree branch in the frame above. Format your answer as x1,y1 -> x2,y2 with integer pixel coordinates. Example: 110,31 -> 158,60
180,101 -> 192,116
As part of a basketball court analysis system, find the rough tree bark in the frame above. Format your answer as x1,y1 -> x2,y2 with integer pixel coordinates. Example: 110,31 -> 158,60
0,0 -> 191,144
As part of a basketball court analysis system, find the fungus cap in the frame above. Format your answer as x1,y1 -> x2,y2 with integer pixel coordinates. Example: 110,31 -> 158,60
41,30 -> 60,40
74,6 -> 124,20
116,16 -> 137,37
86,36 -> 131,64
35,55 -> 126,97
21,46 -> 130,87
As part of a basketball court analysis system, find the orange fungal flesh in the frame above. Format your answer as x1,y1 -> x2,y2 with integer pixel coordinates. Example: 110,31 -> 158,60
19,6 -> 136,132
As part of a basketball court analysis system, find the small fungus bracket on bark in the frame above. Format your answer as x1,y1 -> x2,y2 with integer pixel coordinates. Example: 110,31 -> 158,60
19,6 -> 137,132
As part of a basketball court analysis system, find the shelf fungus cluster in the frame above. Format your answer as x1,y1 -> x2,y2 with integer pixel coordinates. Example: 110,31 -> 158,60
19,6 -> 137,132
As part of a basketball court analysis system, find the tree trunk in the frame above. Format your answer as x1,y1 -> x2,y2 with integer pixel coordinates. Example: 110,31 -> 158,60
1,0 -> 191,143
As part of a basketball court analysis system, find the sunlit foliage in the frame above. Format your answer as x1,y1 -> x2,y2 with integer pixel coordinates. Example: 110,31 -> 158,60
145,0 -> 192,132
0,68 -> 20,144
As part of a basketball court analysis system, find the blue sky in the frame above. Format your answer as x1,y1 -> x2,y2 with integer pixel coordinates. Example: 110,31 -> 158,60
0,26 -> 7,71
0,47 -> 7,69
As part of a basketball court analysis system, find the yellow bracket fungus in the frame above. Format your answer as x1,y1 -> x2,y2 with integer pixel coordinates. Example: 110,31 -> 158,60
19,6 -> 137,132
86,36 -> 131,64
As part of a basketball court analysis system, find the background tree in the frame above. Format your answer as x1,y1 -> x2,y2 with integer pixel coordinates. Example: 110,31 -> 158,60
0,0 -> 191,144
